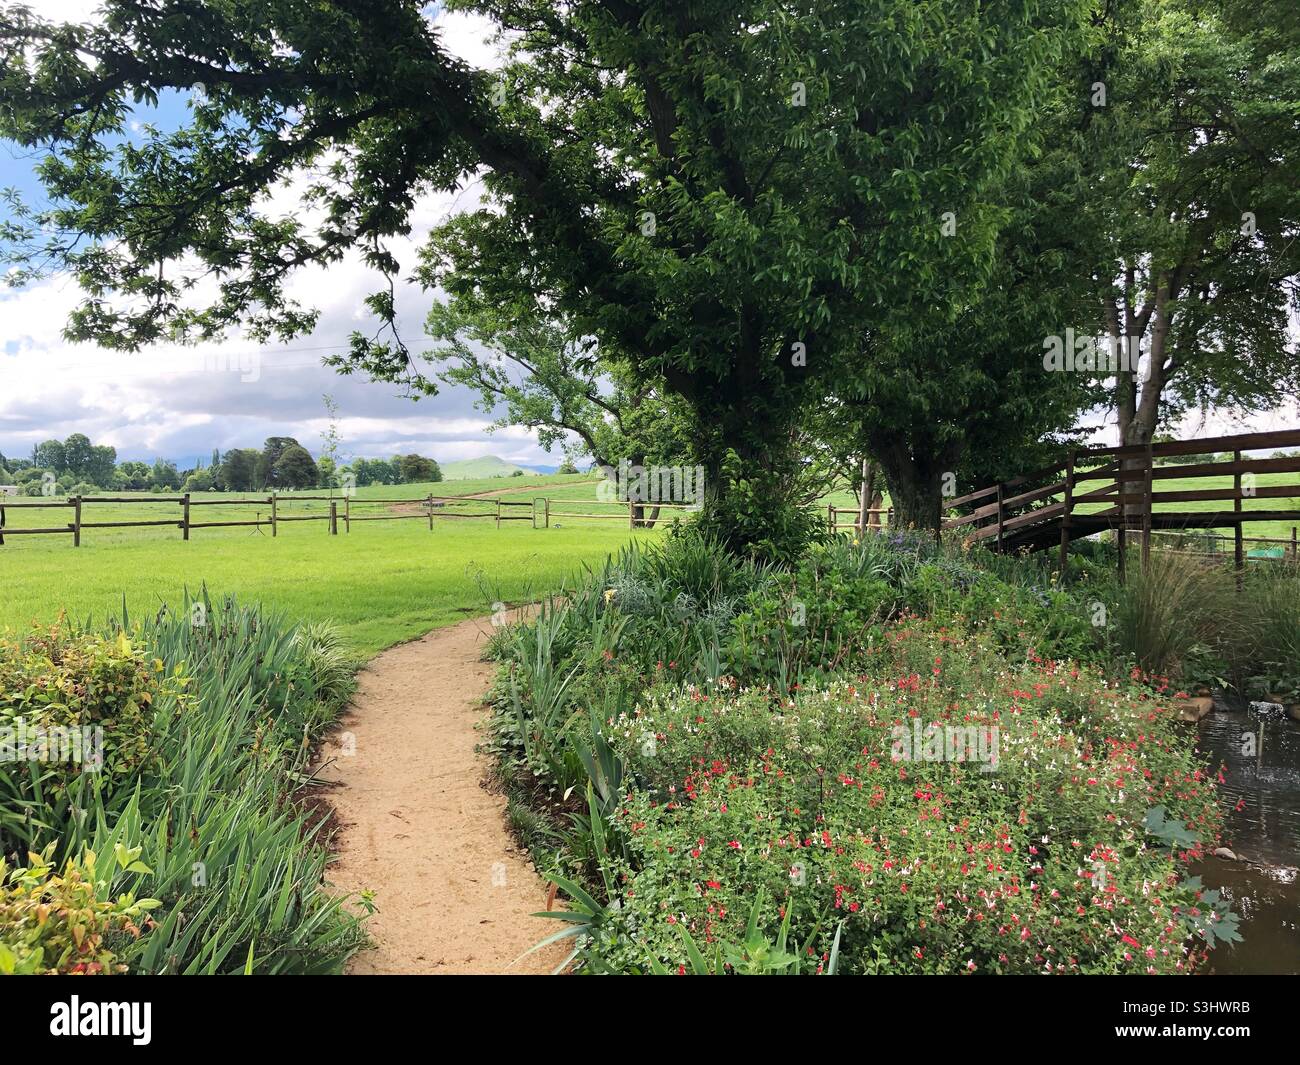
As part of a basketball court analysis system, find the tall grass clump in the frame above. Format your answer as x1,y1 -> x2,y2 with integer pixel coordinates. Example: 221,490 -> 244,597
1241,565 -> 1300,698
1107,549 -> 1252,685
0,591 -> 366,974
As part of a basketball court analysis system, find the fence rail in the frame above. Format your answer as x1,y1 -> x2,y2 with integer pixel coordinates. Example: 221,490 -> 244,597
938,427 -> 1300,578
0,491 -> 700,546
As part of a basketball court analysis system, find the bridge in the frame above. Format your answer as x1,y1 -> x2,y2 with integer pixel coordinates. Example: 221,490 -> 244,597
941,428 -> 1300,574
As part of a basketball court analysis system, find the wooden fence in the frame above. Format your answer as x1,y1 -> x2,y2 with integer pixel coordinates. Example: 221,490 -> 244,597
827,505 -> 891,533
940,427 -> 1300,576
0,491 -> 699,546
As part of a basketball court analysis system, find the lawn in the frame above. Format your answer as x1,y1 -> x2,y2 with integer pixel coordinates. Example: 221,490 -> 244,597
0,516 -> 654,656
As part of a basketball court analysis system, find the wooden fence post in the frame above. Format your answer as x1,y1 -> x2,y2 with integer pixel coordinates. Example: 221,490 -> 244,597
545,497 -> 551,529
1292,526 -> 1296,562
857,457 -> 874,535
182,492 -> 191,541
827,503 -> 835,534
995,484 -> 1004,551
1058,452 -> 1074,578
270,494 -> 278,537
329,500 -> 338,535
345,495 -> 351,533
1141,441 -> 1153,567
1233,449 -> 1244,588
73,495 -> 82,547
427,494 -> 433,532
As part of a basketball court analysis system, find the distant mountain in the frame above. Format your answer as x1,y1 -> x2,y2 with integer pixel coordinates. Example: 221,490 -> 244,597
439,455 -> 531,479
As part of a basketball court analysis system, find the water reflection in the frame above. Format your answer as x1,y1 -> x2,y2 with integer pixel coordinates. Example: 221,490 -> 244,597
1195,700 -> 1300,974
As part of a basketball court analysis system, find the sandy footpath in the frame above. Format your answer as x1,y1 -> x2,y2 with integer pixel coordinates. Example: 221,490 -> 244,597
315,616 -> 566,975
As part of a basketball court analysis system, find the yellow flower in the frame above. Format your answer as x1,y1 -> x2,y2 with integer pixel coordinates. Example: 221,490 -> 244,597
603,588 -> 617,602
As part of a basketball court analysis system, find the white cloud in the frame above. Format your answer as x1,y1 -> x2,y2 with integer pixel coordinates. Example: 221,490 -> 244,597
0,7 -> 567,470
41,0 -> 105,24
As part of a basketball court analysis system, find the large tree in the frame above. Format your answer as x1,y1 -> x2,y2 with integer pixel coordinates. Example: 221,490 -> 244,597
219,447 -> 260,492
420,293 -> 694,473
823,59 -> 1110,529
0,0 -> 1085,552
1083,0 -> 1300,449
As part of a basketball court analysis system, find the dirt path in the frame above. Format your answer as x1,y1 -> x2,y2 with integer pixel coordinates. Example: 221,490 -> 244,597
315,616 -> 567,975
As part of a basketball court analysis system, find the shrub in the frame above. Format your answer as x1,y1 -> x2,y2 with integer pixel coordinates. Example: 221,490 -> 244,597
695,450 -> 825,565
0,623 -> 189,853
592,622 -> 1223,975
0,844 -> 160,975
3,594 -> 366,974
492,533 -> 1236,975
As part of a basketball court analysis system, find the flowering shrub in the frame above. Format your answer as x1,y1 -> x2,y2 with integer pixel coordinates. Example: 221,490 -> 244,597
592,621 -> 1222,974
0,844 -> 159,975
0,622 -> 185,773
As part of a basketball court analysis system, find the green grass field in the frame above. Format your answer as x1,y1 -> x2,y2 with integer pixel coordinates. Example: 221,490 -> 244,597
0,471 -> 692,655
0,494 -> 653,654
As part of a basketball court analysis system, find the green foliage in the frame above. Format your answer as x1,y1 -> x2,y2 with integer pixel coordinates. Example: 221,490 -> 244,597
0,844 -> 160,975
0,623 -> 187,835
695,451 -> 826,564
488,530 -> 1245,975
423,296 -> 694,471
1243,568 -> 1300,700
182,469 -> 214,493
646,891 -> 842,975
588,622 -> 1221,974
269,443 -> 320,490
0,0 -> 1093,550
1104,549 -> 1252,685
1,594 -> 367,973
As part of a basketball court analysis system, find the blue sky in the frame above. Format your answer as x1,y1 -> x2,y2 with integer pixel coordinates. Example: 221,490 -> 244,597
0,4 -> 554,471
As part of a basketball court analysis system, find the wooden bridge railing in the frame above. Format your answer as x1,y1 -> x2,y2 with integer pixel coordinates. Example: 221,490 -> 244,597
941,427 -> 1300,573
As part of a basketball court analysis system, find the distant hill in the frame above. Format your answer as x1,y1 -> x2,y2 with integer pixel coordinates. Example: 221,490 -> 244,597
439,455 -> 531,480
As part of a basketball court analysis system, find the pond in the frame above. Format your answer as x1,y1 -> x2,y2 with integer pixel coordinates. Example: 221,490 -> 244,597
1194,699 -> 1300,974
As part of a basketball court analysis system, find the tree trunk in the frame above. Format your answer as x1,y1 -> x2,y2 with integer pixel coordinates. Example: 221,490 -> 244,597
884,472 -> 944,533
1111,266 -> 1179,523
867,430 -> 962,536
857,457 -> 876,533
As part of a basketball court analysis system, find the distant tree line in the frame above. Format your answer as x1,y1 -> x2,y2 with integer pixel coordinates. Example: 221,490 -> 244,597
0,434 -> 441,496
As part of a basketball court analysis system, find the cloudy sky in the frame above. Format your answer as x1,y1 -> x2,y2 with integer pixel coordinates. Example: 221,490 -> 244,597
2,2 -> 1296,472
0,2 -> 561,470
